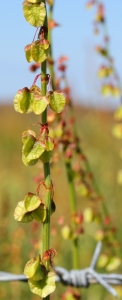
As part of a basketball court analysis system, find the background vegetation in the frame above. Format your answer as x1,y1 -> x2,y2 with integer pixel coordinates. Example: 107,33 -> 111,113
0,103 -> 122,300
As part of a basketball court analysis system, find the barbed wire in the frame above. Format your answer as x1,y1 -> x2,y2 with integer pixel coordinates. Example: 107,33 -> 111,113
0,242 -> 121,298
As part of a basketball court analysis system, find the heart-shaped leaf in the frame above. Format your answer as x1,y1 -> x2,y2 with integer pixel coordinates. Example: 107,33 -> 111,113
48,91 -> 66,113
14,87 -> 33,113
22,130 -> 36,157
33,96 -> 49,115
22,141 -> 46,166
24,193 -> 41,212
14,201 -> 33,223
28,271 -> 56,298
32,203 -> 47,222
24,254 -> 44,281
32,40 -> 49,63
24,44 -> 33,62
23,1 -> 46,27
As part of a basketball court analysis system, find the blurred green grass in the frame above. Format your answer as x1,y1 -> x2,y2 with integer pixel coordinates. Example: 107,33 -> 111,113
0,104 -> 122,300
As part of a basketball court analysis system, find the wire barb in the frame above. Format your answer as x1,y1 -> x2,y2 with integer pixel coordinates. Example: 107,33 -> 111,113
0,243 -> 120,297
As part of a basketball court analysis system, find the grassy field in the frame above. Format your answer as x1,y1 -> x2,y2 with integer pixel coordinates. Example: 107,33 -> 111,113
0,104 -> 122,300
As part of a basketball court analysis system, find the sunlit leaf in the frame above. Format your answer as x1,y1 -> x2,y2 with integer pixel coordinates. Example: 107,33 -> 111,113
24,44 -> 33,62
33,96 -> 49,115
14,200 -> 33,222
28,271 -> 56,298
40,39 -> 50,50
48,91 -> 66,113
32,203 -> 47,222
27,0 -> 41,3
32,40 -> 49,63
24,193 -> 41,212
14,87 -> 33,113
23,2 -> 46,27
24,254 -> 44,281
22,130 -> 36,157
22,141 -> 45,166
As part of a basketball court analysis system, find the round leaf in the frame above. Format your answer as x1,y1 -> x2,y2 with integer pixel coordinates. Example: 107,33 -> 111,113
24,254 -> 44,281
32,203 -> 47,222
22,131 -> 36,157
22,141 -> 46,166
28,271 -> 56,298
24,44 -> 33,62
48,91 -> 66,113
14,201 -> 33,223
23,2 -> 46,27
24,193 -> 41,212
14,87 -> 33,113
33,96 -> 49,115
32,40 -> 49,63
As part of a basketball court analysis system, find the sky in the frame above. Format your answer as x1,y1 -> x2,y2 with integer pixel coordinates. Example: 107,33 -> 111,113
0,1 -> 122,108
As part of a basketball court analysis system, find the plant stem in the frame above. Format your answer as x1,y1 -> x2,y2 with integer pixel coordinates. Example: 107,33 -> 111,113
41,2 -> 52,299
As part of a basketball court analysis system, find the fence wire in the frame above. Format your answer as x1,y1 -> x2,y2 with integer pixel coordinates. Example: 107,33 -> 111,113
0,242 -> 121,298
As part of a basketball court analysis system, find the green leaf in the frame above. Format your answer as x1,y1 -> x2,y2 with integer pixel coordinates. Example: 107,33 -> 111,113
33,96 -> 49,115
24,193 -> 41,212
32,203 -> 47,222
27,0 -> 41,3
23,2 -> 46,27
22,141 -> 45,166
14,87 -> 33,113
40,39 -> 50,50
14,200 -> 33,223
24,44 -> 33,62
22,130 -> 36,157
48,91 -> 66,113
28,271 -> 56,298
40,150 -> 52,163
30,85 -> 42,96
45,137 -> 54,151
24,254 -> 44,281
32,40 -> 49,63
